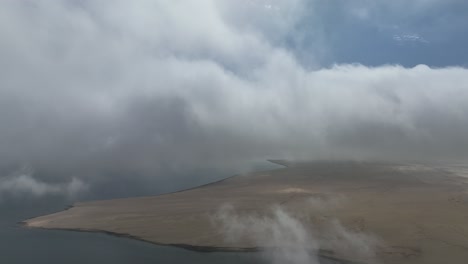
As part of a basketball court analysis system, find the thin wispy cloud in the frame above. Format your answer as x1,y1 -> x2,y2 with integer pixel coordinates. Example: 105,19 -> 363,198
393,34 -> 429,45
213,202 -> 381,264
0,171 -> 88,198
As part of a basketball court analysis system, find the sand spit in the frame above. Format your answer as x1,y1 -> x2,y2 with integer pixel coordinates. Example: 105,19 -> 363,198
24,161 -> 468,264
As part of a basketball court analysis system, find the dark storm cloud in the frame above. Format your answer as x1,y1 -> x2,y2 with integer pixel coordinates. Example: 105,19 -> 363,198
1,0 -> 468,197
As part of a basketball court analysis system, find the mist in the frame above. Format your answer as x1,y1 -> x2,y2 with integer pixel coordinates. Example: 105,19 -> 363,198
0,166 -> 87,199
213,200 -> 381,263
1,0 -> 468,198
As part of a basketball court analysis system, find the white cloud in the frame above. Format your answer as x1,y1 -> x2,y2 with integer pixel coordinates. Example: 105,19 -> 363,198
0,0 -> 467,184
214,204 -> 321,264
0,173 -> 88,198
213,204 -> 381,263
393,34 -> 429,44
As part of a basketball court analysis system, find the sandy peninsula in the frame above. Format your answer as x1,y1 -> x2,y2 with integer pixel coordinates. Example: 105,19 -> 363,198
24,161 -> 468,264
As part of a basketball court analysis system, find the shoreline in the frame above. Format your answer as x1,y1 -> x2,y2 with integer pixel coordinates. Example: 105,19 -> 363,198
20,223 -> 357,263
19,160 -> 360,261
20,161 -> 468,264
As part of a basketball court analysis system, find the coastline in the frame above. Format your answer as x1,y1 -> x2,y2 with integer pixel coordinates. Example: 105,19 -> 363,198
20,223 -> 358,263
20,161 -> 468,264
19,160 -> 359,263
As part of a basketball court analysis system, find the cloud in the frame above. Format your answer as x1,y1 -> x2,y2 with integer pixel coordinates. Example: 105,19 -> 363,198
213,203 -> 381,263
393,34 -> 429,44
322,219 -> 381,262
1,0 -> 468,191
214,204 -> 320,264
0,170 -> 88,198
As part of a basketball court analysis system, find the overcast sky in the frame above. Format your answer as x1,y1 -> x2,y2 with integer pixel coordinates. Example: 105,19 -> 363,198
1,0 -> 468,199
